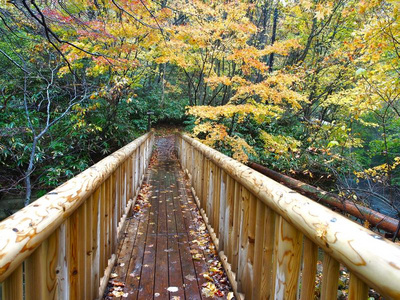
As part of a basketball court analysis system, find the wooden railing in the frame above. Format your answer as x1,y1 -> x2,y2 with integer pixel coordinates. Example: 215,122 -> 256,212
176,133 -> 400,300
0,132 -> 154,300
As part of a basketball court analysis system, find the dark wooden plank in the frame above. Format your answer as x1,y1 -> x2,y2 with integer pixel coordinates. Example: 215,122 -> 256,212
166,168 -> 185,300
171,167 -> 202,300
123,201 -> 151,299
153,161 -> 169,298
176,177 -> 211,299
110,217 -> 140,291
106,136 -> 234,300
137,180 -> 158,299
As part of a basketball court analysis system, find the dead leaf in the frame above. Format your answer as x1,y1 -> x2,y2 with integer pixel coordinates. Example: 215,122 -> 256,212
167,286 -> 179,292
185,274 -> 196,281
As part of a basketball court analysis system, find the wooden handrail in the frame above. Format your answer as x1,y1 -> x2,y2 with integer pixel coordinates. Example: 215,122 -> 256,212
176,133 -> 400,299
0,132 -> 154,299
247,161 -> 400,238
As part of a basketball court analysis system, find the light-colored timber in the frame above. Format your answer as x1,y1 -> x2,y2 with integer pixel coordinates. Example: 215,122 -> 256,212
176,132 -> 400,300
2,130 -> 400,300
0,132 -> 154,299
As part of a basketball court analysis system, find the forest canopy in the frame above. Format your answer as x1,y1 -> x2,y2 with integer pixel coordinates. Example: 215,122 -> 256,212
0,0 -> 399,219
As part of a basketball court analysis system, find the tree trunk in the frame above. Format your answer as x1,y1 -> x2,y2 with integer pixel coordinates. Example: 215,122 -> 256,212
268,8 -> 278,72
24,138 -> 38,206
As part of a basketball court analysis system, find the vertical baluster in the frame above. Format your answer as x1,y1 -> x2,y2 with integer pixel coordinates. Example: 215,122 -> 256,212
231,181 -> 241,274
25,228 -> 59,300
238,188 -> 256,298
25,244 -> 46,300
78,204 -> 86,299
320,253 -> 340,300
137,146 -> 141,181
135,149 -> 139,193
58,222 -> 69,300
107,177 -> 112,260
348,273 -> 368,299
201,157 -> 208,209
237,186 -> 250,292
199,152 -> 205,205
212,165 -> 221,234
99,183 -> 106,275
300,237 -> 318,300
271,215 -> 303,299
260,206 -> 275,299
191,148 -> 195,184
225,175 -> 234,262
85,197 -> 93,300
219,171 -> 228,252
67,210 -> 80,299
111,172 -> 117,253
192,149 -> 197,190
92,189 -> 100,297
115,166 -> 120,229
128,156 -> 133,202
207,161 -> 213,220
252,200 -> 265,300
2,265 -> 23,300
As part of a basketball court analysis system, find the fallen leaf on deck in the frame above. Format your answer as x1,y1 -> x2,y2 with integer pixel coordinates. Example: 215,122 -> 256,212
110,280 -> 125,287
185,274 -> 196,281
167,286 -> 179,292
110,273 -> 118,278
192,253 -> 203,260
171,296 -> 180,300
203,273 -> 213,281
154,293 -> 160,297
201,282 -> 218,297
111,290 -> 128,298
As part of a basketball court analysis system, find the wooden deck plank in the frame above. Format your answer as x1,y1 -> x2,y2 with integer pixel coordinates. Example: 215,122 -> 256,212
123,205 -> 151,299
105,136 -> 233,300
176,177 -> 211,299
166,168 -> 186,300
153,165 -> 169,299
137,182 -> 158,299
171,169 -> 202,300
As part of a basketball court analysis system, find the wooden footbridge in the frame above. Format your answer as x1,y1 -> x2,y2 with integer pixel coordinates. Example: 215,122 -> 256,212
1,132 -> 400,300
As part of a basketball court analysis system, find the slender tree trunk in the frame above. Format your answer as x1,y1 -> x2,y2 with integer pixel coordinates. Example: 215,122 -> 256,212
25,137 -> 38,206
268,8 -> 278,72
160,63 -> 165,108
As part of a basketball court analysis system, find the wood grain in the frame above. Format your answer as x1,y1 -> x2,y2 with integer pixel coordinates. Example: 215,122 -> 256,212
320,253 -> 340,300
300,237 -> 318,300
0,133 -> 153,282
2,264 -> 23,300
271,215 -> 303,300
348,273 -> 369,300
177,133 -> 400,299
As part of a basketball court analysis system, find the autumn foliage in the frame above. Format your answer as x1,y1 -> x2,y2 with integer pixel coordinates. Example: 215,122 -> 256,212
0,0 -> 399,215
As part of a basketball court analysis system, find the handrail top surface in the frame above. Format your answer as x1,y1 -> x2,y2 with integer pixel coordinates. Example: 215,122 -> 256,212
0,132 -> 152,282
178,132 -> 400,299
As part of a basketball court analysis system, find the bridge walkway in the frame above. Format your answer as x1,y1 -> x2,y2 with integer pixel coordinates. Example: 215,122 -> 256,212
105,136 -> 232,299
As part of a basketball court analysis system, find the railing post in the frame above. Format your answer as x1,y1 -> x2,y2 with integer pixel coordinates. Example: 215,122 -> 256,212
2,265 -> 23,300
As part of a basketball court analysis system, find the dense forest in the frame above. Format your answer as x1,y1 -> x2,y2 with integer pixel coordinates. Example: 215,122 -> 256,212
0,0 -> 399,220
